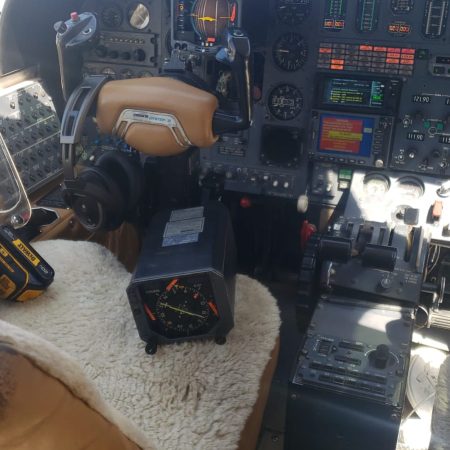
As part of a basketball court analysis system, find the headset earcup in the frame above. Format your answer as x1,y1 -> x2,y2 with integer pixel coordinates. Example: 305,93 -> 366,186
95,151 -> 144,215
74,167 -> 126,231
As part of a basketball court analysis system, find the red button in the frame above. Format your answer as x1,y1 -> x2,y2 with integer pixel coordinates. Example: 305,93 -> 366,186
240,197 -> 252,209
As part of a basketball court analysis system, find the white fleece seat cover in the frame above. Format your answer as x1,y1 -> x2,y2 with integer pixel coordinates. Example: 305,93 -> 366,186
0,240 -> 281,450
430,356 -> 450,450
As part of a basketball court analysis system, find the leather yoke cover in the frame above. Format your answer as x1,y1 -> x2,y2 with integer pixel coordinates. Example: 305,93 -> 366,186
96,78 -> 219,156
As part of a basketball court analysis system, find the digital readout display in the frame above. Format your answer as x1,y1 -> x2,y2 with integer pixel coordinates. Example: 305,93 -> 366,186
318,114 -> 374,156
322,78 -> 385,109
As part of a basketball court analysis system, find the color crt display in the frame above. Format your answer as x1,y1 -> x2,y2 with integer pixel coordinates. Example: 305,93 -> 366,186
322,78 -> 384,109
318,115 -> 374,156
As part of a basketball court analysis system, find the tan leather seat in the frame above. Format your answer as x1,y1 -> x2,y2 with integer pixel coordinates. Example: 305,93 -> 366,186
0,340 -> 279,450
0,343 -> 141,450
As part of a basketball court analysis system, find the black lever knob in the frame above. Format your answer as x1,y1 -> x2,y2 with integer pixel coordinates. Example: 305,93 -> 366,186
212,28 -> 252,135
371,344 -> 391,370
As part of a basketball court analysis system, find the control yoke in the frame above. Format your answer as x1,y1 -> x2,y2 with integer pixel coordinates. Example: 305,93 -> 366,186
54,12 -> 98,101
56,12 -> 252,159
213,28 -> 252,134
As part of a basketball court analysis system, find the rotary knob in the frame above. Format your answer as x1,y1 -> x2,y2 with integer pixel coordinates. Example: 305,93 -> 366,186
133,49 -> 146,62
95,45 -> 107,58
370,344 -> 391,370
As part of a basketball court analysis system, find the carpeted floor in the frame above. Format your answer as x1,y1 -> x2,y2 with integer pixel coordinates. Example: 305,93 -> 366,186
0,240 -> 281,450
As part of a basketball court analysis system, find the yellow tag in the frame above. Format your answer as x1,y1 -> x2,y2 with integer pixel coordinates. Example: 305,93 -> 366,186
12,239 -> 40,267
0,275 -> 16,299
16,290 -> 44,302
0,244 -> 9,258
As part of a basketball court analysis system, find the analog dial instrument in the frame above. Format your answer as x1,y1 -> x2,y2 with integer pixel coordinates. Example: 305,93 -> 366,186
396,177 -> 425,199
129,3 -> 151,30
273,32 -> 308,72
268,84 -> 303,121
363,173 -> 391,197
142,278 -> 220,338
101,3 -> 123,28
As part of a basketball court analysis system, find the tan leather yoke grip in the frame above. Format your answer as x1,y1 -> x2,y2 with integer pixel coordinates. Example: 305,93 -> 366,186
96,77 -> 219,156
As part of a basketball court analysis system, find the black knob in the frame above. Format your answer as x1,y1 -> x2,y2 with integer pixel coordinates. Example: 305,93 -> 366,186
407,148 -> 417,159
432,149 -> 442,159
133,49 -> 146,62
371,344 -> 390,370
95,46 -> 107,58
54,20 -> 68,34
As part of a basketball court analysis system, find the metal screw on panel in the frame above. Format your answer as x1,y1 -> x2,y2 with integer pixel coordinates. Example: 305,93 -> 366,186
271,434 -> 280,443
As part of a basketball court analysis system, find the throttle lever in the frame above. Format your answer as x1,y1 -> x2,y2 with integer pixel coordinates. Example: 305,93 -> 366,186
213,28 -> 252,135
54,12 -> 98,101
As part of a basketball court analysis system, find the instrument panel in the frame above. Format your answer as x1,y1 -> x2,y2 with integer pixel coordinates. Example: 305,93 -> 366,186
76,0 -> 450,202
198,0 -> 450,201
81,0 -> 170,80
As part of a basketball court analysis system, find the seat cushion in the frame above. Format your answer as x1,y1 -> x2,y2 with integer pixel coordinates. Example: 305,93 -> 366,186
430,356 -> 450,450
0,240 -> 281,450
0,343 -> 142,450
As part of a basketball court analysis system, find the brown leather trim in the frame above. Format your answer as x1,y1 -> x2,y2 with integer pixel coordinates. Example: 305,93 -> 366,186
237,338 -> 280,450
96,78 -> 219,156
0,343 -> 142,450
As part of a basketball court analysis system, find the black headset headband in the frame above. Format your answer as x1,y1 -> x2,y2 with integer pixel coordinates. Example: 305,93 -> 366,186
60,75 -> 109,182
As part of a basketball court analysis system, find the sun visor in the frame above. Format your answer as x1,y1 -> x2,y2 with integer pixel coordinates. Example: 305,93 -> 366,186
0,135 -> 31,228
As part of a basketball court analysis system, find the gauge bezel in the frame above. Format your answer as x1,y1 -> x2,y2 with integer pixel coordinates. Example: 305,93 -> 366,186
128,2 -> 151,30
100,3 -> 124,29
395,176 -> 425,199
139,274 -> 220,340
272,32 -> 308,73
268,84 -> 304,121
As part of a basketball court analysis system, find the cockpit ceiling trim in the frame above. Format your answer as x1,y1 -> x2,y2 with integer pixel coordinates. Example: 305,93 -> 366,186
113,109 -> 193,148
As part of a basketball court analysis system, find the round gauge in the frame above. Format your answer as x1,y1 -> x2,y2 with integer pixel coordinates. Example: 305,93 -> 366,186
155,284 -> 216,335
120,69 -> 134,79
191,0 -> 230,44
396,176 -> 425,199
273,33 -> 308,72
276,0 -> 312,25
268,84 -> 303,121
363,173 -> 391,197
101,67 -> 116,78
128,3 -> 150,30
101,3 -> 123,29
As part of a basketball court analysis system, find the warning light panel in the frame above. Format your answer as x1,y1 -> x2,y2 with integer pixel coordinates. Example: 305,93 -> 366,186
318,43 -> 416,76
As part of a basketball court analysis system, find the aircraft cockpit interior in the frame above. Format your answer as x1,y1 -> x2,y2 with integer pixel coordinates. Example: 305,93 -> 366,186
1,1 -> 450,449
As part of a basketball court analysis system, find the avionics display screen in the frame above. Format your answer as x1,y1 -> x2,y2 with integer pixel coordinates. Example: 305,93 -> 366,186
318,114 -> 374,156
322,77 -> 385,109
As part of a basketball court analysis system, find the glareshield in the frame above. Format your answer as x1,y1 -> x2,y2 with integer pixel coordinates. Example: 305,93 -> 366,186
0,134 -> 31,227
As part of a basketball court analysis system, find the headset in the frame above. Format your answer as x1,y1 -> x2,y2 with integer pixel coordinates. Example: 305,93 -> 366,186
60,76 -> 144,232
